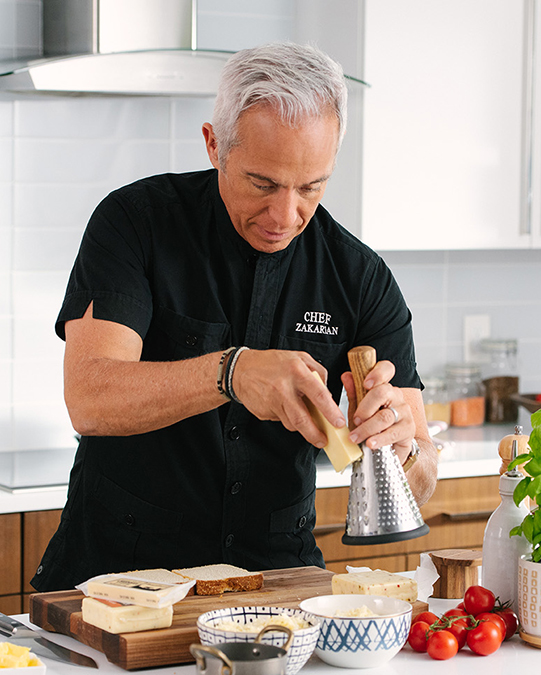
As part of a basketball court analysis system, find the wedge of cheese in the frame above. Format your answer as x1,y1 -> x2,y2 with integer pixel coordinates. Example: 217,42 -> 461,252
82,597 -> 173,634
332,570 -> 418,602
305,371 -> 363,472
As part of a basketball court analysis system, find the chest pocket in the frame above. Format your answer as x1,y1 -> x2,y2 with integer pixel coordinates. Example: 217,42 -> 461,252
276,334 -> 347,398
152,307 -> 231,360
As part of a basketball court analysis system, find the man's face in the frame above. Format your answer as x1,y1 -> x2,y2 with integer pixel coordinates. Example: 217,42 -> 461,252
203,107 -> 339,253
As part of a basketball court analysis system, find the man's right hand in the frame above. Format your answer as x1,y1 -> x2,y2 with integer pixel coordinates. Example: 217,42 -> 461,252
231,348 -> 346,448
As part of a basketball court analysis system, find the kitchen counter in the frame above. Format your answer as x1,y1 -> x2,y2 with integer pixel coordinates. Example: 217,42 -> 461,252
8,595 -> 540,674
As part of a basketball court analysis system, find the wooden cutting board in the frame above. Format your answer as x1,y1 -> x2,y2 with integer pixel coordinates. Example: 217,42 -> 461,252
29,566 -> 428,670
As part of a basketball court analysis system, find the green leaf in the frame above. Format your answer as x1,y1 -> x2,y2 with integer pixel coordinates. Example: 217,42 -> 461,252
523,514 -> 535,543
532,547 -> 541,563
533,532 -> 541,547
514,478 -> 531,506
529,426 -> 541,457
525,457 -> 541,478
531,409 -> 541,431
527,475 -> 541,500
510,524 -> 523,538
509,453 -> 532,471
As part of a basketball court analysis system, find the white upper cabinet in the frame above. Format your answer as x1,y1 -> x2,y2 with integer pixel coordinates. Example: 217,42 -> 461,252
362,0 -> 536,250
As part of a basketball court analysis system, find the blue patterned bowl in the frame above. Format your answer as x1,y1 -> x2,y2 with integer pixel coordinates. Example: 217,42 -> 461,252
197,605 -> 321,675
299,594 -> 412,669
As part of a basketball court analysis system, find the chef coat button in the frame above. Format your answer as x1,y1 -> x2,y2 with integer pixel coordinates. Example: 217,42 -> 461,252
230,481 -> 242,494
225,534 -> 234,547
185,334 -> 198,346
298,515 -> 307,528
229,426 -> 240,440
36,565 -> 43,575
124,513 -> 135,526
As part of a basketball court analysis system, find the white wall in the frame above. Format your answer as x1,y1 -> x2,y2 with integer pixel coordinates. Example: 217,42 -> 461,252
0,0 -> 540,453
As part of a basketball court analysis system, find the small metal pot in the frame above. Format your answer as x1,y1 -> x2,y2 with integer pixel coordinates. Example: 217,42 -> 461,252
190,625 -> 293,675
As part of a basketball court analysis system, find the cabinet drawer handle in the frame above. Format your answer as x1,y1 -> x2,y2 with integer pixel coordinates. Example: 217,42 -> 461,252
442,510 -> 493,522
313,523 -> 345,535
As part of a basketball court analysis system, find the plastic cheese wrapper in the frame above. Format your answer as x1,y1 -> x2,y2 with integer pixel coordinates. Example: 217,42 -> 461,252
77,573 -> 196,608
345,557 -> 440,604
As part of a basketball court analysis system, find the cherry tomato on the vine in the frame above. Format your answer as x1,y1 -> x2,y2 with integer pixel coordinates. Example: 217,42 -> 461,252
427,630 -> 459,660
493,608 -> 519,640
444,618 -> 469,650
408,620 -> 430,652
463,585 -> 496,616
443,607 -> 472,625
466,621 -> 502,656
413,611 -> 439,625
475,612 -> 506,642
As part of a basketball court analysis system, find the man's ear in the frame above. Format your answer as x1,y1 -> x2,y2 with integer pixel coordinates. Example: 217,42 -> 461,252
202,122 -> 220,169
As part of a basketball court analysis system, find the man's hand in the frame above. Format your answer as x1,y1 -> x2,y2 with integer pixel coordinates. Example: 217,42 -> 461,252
232,349 -> 346,448
341,360 -> 416,465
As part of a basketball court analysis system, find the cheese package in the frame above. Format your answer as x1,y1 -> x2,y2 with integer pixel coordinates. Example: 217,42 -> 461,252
79,573 -> 195,608
82,597 -> 173,634
332,570 -> 418,602
305,371 -> 363,472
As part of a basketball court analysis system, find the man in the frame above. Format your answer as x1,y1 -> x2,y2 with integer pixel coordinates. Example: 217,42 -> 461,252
32,42 -> 437,592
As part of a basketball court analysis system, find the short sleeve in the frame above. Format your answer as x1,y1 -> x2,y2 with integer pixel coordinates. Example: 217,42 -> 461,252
355,256 -> 422,390
55,191 -> 154,341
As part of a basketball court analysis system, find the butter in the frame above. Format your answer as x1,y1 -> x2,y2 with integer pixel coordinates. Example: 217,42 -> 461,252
332,570 -> 418,602
305,371 -> 363,472
0,642 -> 42,668
82,597 -> 173,634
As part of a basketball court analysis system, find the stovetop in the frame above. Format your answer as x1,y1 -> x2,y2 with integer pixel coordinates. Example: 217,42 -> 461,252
0,447 -> 77,493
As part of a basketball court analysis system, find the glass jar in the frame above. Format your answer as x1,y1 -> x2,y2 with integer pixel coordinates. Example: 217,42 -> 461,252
480,339 -> 519,424
422,377 -> 451,424
445,363 -> 485,427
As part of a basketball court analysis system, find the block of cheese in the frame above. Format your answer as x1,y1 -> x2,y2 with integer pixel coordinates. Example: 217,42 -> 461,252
305,371 -> 363,472
332,570 -> 418,602
85,573 -> 194,608
82,597 -> 173,634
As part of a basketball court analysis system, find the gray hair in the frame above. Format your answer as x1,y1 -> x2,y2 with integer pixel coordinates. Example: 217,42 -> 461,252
212,42 -> 348,165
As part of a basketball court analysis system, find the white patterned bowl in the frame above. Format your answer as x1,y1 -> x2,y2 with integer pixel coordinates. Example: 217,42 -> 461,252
196,605 -> 321,675
299,594 -> 412,669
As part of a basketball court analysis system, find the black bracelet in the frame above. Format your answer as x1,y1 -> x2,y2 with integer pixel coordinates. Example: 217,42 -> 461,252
217,347 -> 235,400
224,346 -> 250,404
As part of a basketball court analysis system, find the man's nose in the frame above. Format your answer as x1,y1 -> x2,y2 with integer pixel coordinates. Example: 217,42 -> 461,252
268,189 -> 302,228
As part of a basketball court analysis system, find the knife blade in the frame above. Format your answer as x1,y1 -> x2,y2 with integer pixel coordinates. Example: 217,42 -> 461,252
0,612 -> 99,668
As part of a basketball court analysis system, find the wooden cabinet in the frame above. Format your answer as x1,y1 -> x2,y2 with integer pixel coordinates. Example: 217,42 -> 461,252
0,509 -> 62,614
314,475 -> 500,573
0,513 -> 21,614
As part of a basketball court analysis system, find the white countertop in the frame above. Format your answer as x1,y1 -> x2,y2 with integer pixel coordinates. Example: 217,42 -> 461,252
8,595 -> 540,674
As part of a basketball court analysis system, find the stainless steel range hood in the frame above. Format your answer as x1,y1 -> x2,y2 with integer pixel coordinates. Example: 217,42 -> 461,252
0,0 -> 233,96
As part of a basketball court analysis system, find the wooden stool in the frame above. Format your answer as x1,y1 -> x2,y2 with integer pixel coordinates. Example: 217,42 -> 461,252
428,549 -> 482,599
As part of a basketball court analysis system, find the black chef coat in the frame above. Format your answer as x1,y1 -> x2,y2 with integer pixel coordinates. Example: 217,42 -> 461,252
32,169 -> 421,592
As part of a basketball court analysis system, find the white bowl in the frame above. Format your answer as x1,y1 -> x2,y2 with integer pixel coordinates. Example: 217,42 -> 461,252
299,594 -> 412,669
197,605 -> 321,675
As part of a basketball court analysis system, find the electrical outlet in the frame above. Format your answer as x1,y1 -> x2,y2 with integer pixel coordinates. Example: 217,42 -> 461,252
464,315 -> 491,362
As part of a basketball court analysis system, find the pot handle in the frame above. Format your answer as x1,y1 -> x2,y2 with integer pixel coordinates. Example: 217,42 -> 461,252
189,644 -> 233,675
254,624 -> 294,652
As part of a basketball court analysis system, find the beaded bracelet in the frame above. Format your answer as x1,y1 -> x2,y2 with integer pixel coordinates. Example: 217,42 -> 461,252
225,346 -> 250,404
217,346 -> 236,400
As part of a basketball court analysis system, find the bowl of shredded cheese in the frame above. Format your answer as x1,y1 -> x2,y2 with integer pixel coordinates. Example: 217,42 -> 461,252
196,606 -> 321,675
299,594 -> 412,669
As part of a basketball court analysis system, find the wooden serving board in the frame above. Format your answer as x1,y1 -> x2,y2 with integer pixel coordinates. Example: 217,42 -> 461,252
29,566 -> 428,670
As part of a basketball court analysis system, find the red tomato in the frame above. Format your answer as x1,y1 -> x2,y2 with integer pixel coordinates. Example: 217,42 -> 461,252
408,620 -> 430,652
445,618 -> 469,650
443,608 -> 472,625
467,621 -> 502,656
427,630 -> 459,660
413,611 -> 439,626
476,612 -> 506,642
494,608 -> 519,640
463,585 -> 496,615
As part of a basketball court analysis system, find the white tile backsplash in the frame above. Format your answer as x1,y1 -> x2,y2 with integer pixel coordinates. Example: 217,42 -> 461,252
0,0 -> 540,453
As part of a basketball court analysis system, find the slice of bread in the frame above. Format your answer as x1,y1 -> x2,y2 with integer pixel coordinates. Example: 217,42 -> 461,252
122,568 -> 195,594
171,564 -> 264,596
